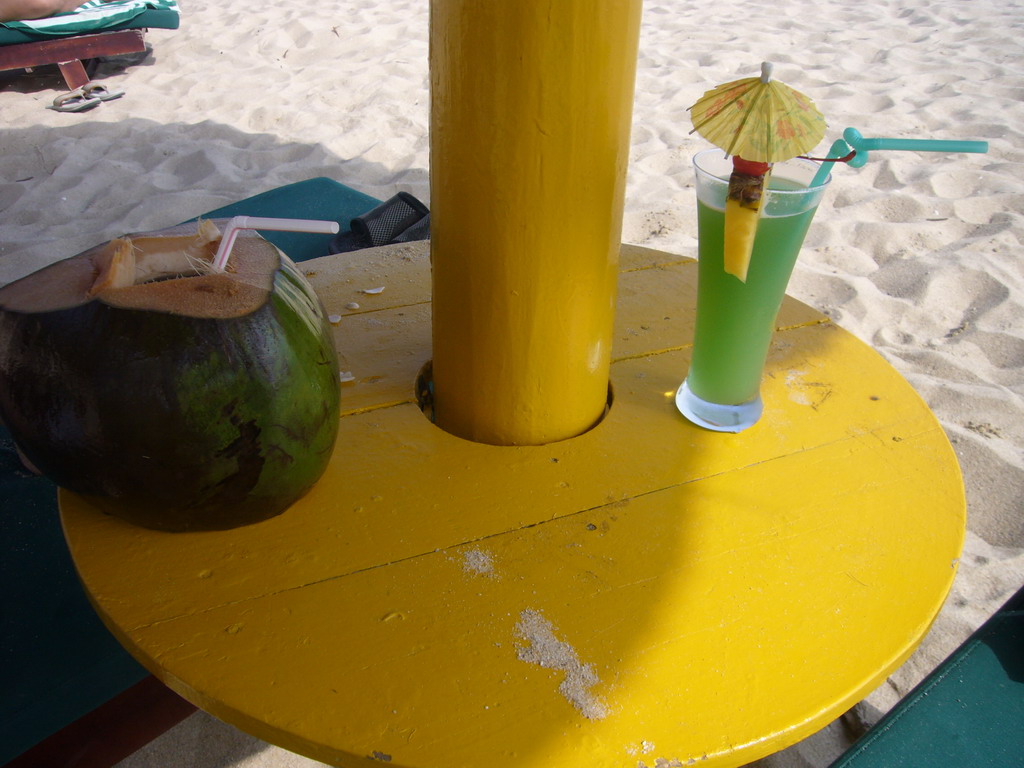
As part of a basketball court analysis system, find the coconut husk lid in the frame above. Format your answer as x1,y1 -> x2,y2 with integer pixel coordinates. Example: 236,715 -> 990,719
0,220 -> 279,318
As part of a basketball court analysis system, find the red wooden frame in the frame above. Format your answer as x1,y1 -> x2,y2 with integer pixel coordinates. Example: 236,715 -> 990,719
0,28 -> 145,90
4,675 -> 196,768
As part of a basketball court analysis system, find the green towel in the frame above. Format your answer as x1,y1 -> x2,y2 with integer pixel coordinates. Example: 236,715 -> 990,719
1,0 -> 178,36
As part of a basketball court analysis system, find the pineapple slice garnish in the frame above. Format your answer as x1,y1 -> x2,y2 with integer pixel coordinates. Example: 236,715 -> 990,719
723,157 -> 771,282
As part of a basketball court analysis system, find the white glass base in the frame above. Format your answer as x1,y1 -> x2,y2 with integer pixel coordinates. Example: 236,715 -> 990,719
675,378 -> 763,433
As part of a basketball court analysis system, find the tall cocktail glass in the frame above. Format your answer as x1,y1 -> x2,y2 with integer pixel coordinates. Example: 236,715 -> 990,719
676,149 -> 831,432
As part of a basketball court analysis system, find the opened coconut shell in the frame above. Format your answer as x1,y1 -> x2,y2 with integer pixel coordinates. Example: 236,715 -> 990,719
0,220 -> 340,531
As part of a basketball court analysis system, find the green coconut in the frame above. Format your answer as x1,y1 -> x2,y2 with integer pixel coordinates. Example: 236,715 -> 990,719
0,220 -> 340,531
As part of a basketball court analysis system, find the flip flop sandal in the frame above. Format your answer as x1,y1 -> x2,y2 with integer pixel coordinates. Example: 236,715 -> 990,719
83,82 -> 126,102
46,87 -> 102,113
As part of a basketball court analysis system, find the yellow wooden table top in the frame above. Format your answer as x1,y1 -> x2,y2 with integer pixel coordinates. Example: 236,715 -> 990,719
60,243 -> 965,768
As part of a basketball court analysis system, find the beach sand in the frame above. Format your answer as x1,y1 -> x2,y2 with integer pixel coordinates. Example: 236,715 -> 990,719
1,0 -> 1021,765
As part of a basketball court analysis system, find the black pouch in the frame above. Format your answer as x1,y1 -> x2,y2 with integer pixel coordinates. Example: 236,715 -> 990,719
328,192 -> 430,254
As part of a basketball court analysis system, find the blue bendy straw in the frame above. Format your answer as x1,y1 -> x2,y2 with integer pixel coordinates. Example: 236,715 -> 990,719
809,127 -> 989,188
810,139 -> 855,188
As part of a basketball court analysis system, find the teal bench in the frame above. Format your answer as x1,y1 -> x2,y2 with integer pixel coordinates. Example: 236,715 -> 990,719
0,179 -> 380,766
830,583 -> 1024,767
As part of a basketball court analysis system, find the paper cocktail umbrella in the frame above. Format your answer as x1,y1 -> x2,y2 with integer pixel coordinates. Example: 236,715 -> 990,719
690,61 -> 826,163
689,62 -> 826,280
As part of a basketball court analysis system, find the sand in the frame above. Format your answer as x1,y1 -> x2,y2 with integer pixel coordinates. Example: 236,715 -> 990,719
516,609 -> 609,722
1,0 -> 1022,765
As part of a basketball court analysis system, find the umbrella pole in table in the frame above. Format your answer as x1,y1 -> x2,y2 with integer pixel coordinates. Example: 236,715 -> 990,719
428,0 -> 643,446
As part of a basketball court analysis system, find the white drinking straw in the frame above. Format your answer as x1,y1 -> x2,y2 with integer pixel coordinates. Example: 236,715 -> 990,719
211,216 -> 341,272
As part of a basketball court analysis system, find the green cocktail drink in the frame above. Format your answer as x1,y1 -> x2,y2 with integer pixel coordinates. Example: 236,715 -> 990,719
689,190 -> 815,403
676,150 -> 830,432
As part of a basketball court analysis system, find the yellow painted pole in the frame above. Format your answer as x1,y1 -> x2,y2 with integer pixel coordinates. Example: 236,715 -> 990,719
429,0 -> 643,445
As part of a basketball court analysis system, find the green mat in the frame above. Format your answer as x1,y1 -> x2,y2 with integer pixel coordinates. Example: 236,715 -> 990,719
0,178 -> 379,764
0,2 -> 179,46
1,0 -> 178,37
830,584 -> 1024,768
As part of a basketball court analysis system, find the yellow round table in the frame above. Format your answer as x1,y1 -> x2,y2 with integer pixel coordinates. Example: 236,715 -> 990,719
60,243 -> 965,768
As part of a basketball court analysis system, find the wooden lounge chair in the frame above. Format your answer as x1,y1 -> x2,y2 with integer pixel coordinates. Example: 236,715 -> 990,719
0,0 -> 180,93
0,178 -> 381,767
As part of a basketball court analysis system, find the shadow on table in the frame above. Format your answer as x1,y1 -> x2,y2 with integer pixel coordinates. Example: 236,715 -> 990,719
2,115 -> 897,768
